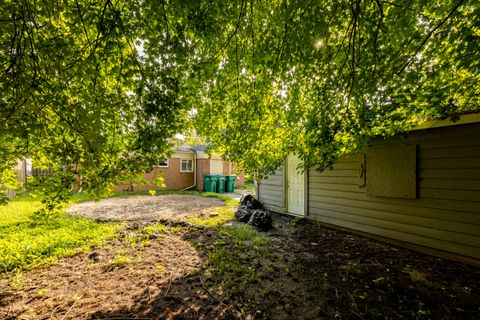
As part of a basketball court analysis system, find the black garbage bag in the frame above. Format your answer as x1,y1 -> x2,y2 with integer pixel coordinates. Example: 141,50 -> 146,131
248,209 -> 272,231
240,194 -> 263,210
234,208 -> 253,223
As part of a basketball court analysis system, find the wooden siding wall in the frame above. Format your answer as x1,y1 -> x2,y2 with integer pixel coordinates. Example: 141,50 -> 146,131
308,123 -> 480,259
258,166 -> 286,213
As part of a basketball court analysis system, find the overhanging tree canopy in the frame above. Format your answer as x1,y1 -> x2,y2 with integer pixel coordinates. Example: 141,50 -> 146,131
1,0 -> 478,199
191,0 -> 479,174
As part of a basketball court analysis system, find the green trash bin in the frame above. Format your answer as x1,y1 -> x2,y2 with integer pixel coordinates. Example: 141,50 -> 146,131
225,175 -> 236,193
204,174 -> 218,192
217,175 -> 226,193
211,175 -> 220,192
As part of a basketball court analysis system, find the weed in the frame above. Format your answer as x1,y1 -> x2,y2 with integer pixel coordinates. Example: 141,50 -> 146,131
169,226 -> 183,234
121,223 -> 167,246
188,206 -> 235,228
206,224 -> 270,294
221,224 -> 269,256
413,301 -> 432,319
72,294 -> 81,302
9,271 -> 25,289
284,303 -> 293,313
373,277 -> 385,285
190,268 -> 201,276
115,249 -> 128,255
369,308 -> 383,317
144,223 -> 167,232
37,288 -> 49,295
287,216 -> 304,233
110,255 -> 133,266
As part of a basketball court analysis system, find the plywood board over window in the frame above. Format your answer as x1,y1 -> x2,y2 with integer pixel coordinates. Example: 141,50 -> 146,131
367,144 -> 417,199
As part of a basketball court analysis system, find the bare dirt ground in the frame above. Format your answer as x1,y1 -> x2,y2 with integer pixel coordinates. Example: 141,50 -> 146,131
66,194 -> 224,222
1,195 -> 480,320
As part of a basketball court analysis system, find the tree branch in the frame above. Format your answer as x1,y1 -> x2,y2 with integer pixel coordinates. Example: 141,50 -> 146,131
396,0 -> 467,76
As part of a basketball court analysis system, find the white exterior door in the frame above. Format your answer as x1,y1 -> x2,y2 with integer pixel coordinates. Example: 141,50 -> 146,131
287,154 -> 305,216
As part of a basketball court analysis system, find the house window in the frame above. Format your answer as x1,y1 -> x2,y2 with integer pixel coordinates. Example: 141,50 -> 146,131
181,159 -> 193,172
157,159 -> 169,168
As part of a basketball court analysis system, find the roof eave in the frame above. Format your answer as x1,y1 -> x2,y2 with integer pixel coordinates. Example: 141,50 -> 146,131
412,112 -> 480,131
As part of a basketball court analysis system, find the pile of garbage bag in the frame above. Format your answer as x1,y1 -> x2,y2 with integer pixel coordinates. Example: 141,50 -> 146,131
234,194 -> 272,231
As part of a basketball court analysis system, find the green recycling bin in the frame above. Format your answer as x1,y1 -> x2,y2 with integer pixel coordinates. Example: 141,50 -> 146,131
217,175 -> 226,193
225,175 -> 236,193
203,174 -> 218,192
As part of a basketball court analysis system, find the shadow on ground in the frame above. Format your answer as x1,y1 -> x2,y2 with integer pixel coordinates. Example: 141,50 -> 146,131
90,213 -> 480,320
2,213 -> 480,320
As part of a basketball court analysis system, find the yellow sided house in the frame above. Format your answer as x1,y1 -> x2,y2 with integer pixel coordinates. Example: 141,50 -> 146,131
257,113 -> 480,263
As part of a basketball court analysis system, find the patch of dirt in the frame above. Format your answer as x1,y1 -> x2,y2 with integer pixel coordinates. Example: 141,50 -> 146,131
254,215 -> 480,319
66,194 -> 224,222
0,227 -> 239,320
1,199 -> 479,320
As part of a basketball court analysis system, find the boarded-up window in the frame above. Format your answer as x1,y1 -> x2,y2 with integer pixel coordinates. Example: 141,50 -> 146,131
367,144 -> 417,199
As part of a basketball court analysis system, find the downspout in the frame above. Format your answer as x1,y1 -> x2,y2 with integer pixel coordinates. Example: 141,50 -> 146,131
180,151 -> 197,191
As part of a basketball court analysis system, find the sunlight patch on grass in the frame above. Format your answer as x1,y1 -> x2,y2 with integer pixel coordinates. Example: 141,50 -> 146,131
0,198 -> 121,273
188,192 -> 239,228
201,192 -> 239,207
143,222 -> 167,233
188,206 -> 235,228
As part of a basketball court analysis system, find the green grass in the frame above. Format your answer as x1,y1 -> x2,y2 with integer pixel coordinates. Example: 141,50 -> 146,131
0,198 -> 121,273
188,192 -> 239,228
220,224 -> 269,255
0,189 -> 247,276
200,192 -> 239,207
207,224 -> 270,292
180,190 -> 271,295
110,255 -> 133,266
237,181 -> 255,192
0,190 -> 239,274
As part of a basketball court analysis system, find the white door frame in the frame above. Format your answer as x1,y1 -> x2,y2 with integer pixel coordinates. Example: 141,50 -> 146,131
285,154 -> 308,216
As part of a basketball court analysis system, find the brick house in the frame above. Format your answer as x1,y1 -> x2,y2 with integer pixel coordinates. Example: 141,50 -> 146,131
115,145 -> 245,192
